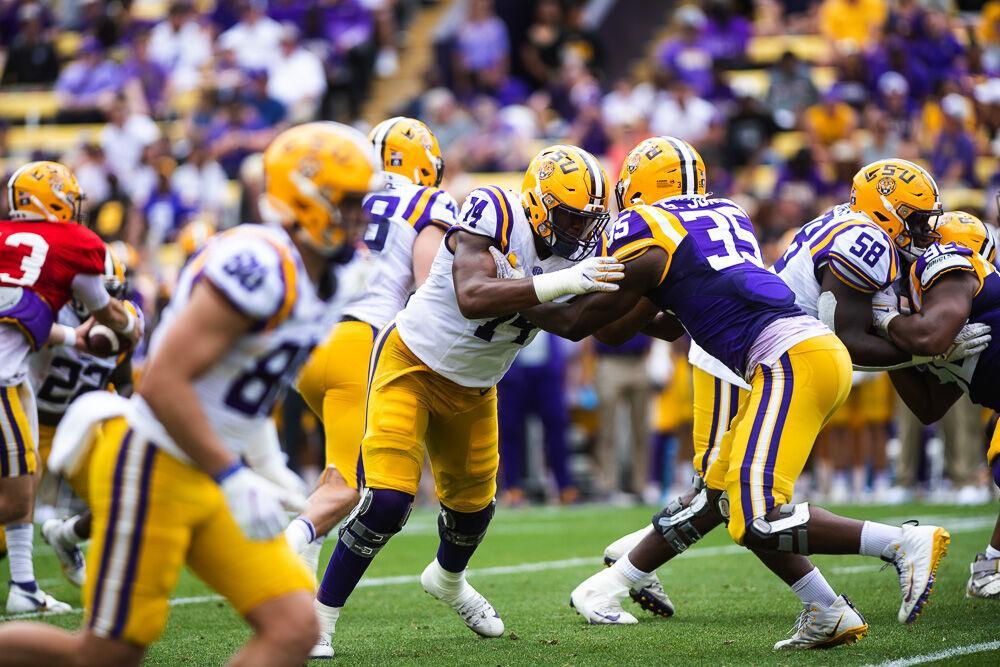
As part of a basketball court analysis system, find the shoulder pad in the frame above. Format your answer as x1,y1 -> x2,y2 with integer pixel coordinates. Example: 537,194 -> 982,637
200,232 -> 294,324
825,224 -> 898,293
456,186 -> 515,252
914,244 -> 975,289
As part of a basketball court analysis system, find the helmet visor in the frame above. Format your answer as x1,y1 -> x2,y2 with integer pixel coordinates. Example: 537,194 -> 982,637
898,202 -> 943,250
547,204 -> 610,261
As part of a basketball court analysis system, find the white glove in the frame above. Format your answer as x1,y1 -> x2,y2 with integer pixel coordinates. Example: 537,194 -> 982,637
533,256 -> 625,303
871,287 -> 900,335
253,462 -> 308,512
216,462 -> 292,541
488,246 -> 525,280
913,322 -> 991,365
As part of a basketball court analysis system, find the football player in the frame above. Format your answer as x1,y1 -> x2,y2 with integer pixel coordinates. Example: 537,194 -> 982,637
602,158 -> 977,627
0,162 -> 140,614
310,144 -> 622,659
874,211 -> 1000,599
515,138 -> 949,648
0,122 -> 383,667
32,247 -> 141,588
288,117 -> 457,577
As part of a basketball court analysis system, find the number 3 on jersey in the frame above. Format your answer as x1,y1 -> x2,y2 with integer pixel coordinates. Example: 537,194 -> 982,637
0,232 -> 49,286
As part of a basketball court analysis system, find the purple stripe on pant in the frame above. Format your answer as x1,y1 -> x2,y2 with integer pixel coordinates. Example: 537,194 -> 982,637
740,365 -> 773,528
762,354 -> 794,513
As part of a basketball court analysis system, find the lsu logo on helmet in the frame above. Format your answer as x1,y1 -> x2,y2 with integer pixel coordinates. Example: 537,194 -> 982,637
6,160 -> 85,222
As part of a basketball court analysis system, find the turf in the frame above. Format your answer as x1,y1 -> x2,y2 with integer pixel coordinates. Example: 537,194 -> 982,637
5,502 -> 1000,666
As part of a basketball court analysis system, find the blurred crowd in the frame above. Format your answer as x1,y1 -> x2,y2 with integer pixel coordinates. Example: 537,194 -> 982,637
0,0 -> 998,508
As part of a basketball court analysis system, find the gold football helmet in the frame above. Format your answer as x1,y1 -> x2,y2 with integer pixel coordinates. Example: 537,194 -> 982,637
616,136 -> 706,209
177,217 -> 216,259
6,161 -> 85,222
850,159 -> 942,261
521,144 -> 610,261
263,122 -> 384,254
935,211 -> 996,263
369,116 -> 444,187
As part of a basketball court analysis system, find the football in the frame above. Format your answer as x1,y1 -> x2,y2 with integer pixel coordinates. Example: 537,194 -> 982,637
86,324 -> 121,357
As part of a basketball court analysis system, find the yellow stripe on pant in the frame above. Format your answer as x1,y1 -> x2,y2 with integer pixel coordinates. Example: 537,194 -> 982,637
83,417 -> 313,645
691,367 -> 747,478
361,325 -> 498,513
704,335 -> 851,544
0,382 -> 37,477
297,319 -> 379,489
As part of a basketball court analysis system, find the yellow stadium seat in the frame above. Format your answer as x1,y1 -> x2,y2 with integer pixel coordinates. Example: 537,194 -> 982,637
941,188 -> 988,211
7,124 -> 103,154
748,35 -> 833,65
0,91 -> 60,121
976,156 -> 999,186
55,31 -> 82,59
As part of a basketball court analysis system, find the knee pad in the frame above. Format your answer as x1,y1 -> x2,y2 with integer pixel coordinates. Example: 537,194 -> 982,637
438,500 -> 496,548
339,487 -> 413,558
744,502 -> 811,554
651,487 -> 726,554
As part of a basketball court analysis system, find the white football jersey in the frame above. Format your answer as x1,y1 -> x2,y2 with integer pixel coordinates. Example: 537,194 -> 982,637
396,185 -> 594,388
342,173 -> 458,329
30,306 -> 122,416
136,224 -> 350,461
773,203 -> 899,318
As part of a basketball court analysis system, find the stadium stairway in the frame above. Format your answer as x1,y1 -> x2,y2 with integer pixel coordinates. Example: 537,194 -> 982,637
362,0 -> 459,125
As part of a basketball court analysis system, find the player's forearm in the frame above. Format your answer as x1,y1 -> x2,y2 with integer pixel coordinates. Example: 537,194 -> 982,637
92,299 -> 130,332
640,311 -> 685,342
139,375 -> 237,477
838,328 -> 912,368
455,276 -> 542,320
887,315 -> 956,357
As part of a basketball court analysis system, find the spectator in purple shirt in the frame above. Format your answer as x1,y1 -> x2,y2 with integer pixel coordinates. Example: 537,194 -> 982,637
122,31 -> 169,115
453,0 -> 511,98
1,3 -> 59,85
55,38 -> 124,122
657,5 -> 714,98
933,94 -> 980,187
321,0 -> 377,121
701,0 -> 752,66
910,9 -> 966,93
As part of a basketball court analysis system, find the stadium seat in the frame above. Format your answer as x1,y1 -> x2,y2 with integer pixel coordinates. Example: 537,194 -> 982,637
748,35 -> 832,65
0,91 -> 60,122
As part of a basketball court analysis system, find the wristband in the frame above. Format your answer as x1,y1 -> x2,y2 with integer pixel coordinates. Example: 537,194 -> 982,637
875,310 -> 900,335
60,324 -> 77,348
532,271 -> 572,303
114,308 -> 136,335
213,460 -> 244,484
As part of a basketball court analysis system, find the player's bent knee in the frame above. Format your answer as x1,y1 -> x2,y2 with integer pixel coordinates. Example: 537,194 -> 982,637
438,499 -> 495,548
652,487 -> 727,553
339,487 -> 413,558
742,503 -> 811,555
75,631 -> 145,667
248,592 -> 318,658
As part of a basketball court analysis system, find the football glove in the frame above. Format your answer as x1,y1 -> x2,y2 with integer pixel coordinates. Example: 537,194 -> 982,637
871,287 -> 900,335
533,256 -> 624,303
216,462 -> 292,541
488,246 -> 525,280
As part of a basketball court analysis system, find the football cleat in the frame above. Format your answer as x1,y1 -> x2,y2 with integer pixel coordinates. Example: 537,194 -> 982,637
569,567 -> 638,625
884,523 -> 950,623
5,582 -> 72,614
966,552 -> 1000,599
41,518 -> 86,587
310,634 -> 334,660
774,595 -> 868,650
420,560 -> 504,638
603,526 -> 675,618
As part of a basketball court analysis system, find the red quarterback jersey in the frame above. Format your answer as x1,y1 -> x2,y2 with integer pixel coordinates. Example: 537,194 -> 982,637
0,220 -> 106,313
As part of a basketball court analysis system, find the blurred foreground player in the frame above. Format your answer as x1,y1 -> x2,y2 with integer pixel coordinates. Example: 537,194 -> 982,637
0,123 -> 383,667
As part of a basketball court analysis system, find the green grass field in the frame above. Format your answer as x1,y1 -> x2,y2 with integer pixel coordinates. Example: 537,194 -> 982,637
4,503 -> 1000,666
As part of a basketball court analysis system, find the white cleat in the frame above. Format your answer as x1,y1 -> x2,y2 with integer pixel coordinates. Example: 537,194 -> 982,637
966,552 -> 1000,599
884,523 -> 950,624
774,595 -> 868,650
570,567 -> 638,625
41,519 -> 86,587
420,560 -> 504,638
5,582 -> 73,614
603,526 -> 675,618
310,634 -> 334,660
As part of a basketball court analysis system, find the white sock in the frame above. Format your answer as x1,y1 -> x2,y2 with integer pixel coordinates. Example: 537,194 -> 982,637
429,559 -> 466,601
985,545 -> 1000,559
859,521 -> 903,558
302,535 -> 325,577
791,567 -> 838,607
285,517 -> 316,554
314,599 -> 341,635
58,516 -> 85,546
5,524 -> 35,587
613,554 -> 651,585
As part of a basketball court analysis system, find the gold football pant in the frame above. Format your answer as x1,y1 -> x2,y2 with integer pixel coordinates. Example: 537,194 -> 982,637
691,367 -> 747,479
79,417 -> 313,645
297,319 -> 379,489
704,335 -> 851,545
0,381 -> 36,477
361,325 -> 498,512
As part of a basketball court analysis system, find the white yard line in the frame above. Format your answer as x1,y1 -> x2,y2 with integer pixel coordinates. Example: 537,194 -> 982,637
863,640 -> 1000,667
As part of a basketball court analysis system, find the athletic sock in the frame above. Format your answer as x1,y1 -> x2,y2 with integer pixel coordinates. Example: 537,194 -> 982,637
58,516 -> 85,546
985,544 -> 1000,560
436,504 -> 494,573
5,524 -> 36,591
302,535 -> 325,577
859,521 -> 903,558
613,554 -> 651,585
314,599 -> 341,636
317,542 -> 372,608
426,559 -> 466,603
791,567 -> 838,607
285,516 -> 317,554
